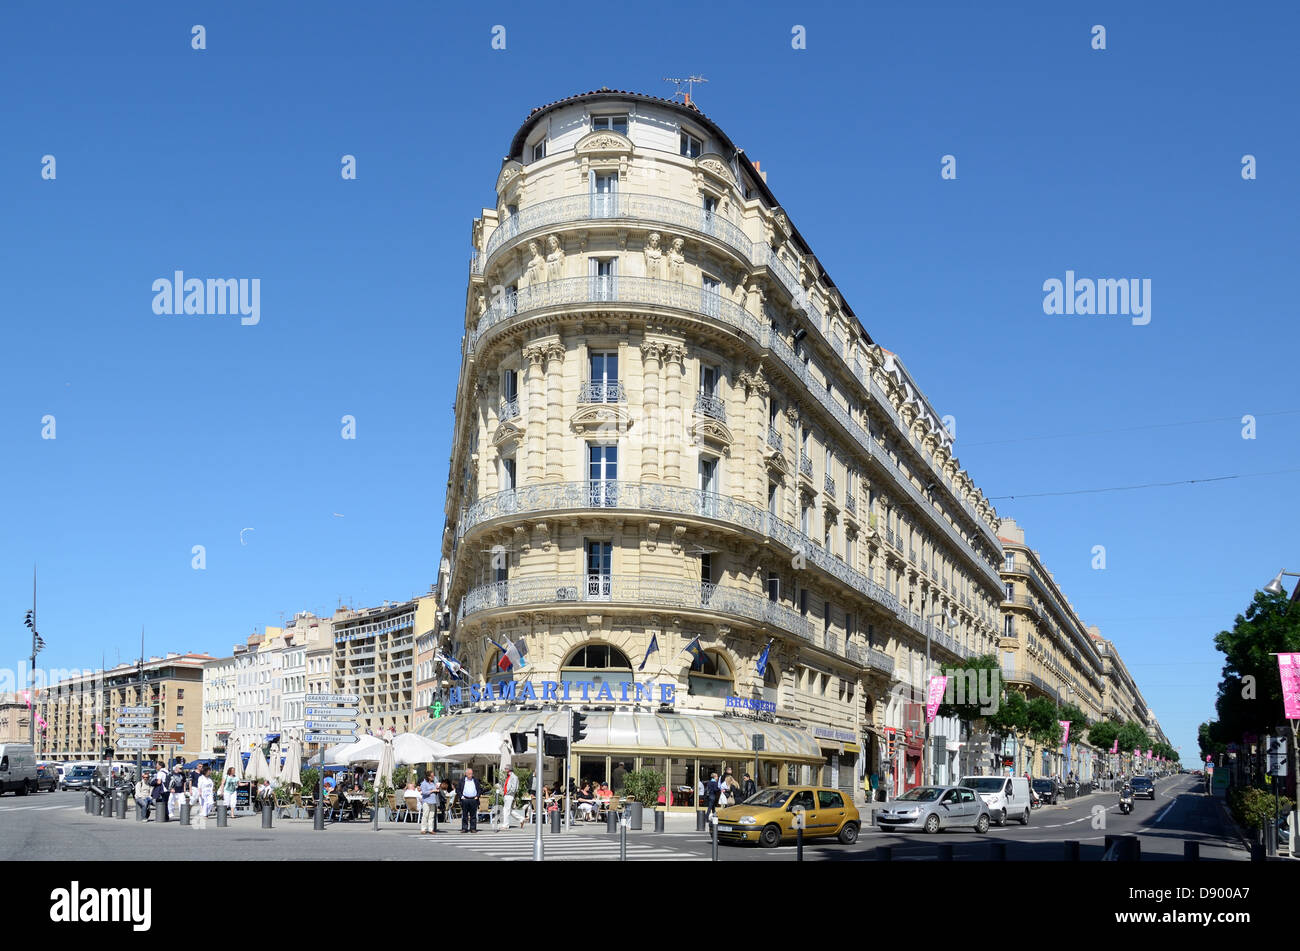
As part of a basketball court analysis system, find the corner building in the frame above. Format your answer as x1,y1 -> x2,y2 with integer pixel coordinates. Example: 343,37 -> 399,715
423,90 -> 1007,806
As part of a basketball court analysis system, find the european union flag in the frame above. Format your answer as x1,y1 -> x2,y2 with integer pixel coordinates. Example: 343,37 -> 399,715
756,638 -> 774,677
684,636 -> 705,668
638,634 -> 659,671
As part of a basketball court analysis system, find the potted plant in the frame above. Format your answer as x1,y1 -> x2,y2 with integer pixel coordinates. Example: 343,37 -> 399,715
621,767 -> 664,830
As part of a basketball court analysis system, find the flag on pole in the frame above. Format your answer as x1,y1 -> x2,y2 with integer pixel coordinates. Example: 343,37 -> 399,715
94,723 -> 105,736
504,638 -> 528,671
638,634 -> 659,672
756,638 -> 774,677
489,639 -> 515,672
683,637 -> 705,668
435,651 -> 467,680
1110,739 -> 1118,754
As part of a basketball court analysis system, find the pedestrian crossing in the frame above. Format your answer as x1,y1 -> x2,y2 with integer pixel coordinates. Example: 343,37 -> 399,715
0,803 -> 82,812
409,829 -> 707,861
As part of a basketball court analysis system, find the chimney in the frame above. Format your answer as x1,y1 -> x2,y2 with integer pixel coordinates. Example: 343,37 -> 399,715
752,160 -> 767,184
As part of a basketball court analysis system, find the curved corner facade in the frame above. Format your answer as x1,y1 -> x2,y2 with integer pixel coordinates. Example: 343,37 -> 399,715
424,91 -> 1007,804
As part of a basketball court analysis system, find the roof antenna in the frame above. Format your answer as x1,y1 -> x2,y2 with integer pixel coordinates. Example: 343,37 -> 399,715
664,75 -> 708,107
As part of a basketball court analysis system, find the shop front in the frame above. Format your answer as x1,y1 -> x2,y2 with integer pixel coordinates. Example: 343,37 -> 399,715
415,707 -> 825,811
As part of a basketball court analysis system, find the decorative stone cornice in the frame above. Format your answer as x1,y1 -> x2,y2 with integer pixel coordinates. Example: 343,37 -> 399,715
695,152 -> 735,185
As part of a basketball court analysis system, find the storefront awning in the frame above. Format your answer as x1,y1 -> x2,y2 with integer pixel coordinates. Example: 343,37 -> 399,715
415,710 -> 824,763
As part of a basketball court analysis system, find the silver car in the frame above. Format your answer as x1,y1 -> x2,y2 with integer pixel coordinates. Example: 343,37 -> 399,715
875,785 -> 992,834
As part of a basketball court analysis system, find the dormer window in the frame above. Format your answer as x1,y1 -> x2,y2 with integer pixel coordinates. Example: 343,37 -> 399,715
592,114 -> 628,135
531,140 -> 546,163
680,131 -> 702,158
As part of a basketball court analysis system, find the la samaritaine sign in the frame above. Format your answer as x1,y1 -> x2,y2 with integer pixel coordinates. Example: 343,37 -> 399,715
448,679 -> 677,707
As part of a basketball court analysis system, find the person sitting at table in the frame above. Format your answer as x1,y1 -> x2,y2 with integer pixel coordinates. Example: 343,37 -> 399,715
597,782 -> 613,814
576,782 -> 597,821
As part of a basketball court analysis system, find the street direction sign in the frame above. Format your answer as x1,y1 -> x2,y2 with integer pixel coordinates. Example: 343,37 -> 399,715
305,693 -> 359,704
121,706 -> 152,715
150,731 -> 184,744
306,719 -> 356,729
305,733 -> 357,743
305,707 -> 358,717
116,728 -> 151,736
118,738 -> 153,749
118,718 -> 152,725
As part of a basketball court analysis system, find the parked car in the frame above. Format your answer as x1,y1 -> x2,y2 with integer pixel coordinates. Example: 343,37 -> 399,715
61,765 -> 97,792
960,775 -> 1031,825
715,786 -> 861,848
1031,778 -> 1059,805
35,764 -> 59,792
875,785 -> 992,834
1129,776 -> 1156,800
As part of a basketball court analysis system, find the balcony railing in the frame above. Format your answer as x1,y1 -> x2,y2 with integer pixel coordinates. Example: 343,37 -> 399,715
579,380 -> 626,403
499,397 -> 520,419
845,494 -> 856,515
799,452 -> 814,479
767,425 -> 783,452
695,392 -> 726,421
824,473 -> 836,497
468,272 -> 1004,593
455,479 -> 905,638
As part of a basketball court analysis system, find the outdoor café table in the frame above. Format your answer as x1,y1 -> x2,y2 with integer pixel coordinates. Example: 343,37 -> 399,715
343,793 -> 367,820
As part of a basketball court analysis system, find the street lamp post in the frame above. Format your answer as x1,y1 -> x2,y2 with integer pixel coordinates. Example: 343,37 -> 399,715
924,609 -> 959,786
23,569 -> 46,749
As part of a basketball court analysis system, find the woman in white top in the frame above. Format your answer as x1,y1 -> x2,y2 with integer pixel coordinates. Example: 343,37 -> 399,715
193,765 -> 215,829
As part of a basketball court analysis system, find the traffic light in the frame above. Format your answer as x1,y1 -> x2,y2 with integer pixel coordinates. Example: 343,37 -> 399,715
509,732 -> 530,755
571,712 -> 588,744
544,732 -> 568,757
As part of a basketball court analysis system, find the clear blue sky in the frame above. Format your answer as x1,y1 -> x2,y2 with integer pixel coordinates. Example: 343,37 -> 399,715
3,2 -> 1297,764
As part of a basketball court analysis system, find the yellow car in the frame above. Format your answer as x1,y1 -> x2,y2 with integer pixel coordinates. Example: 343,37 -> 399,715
715,786 -> 861,848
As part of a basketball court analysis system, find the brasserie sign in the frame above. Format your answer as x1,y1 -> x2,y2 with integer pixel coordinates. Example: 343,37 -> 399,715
448,679 -> 677,707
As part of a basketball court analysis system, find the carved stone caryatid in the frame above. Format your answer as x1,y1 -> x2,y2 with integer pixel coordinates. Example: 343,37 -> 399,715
643,232 -> 664,281
545,234 -> 565,282
524,240 -> 545,287
544,342 -> 566,480
661,343 -> 686,484
523,344 -> 548,483
640,339 -> 664,482
667,237 -> 686,284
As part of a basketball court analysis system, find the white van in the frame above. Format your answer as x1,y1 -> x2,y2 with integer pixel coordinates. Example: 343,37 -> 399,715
0,743 -> 39,796
960,774 -> 1031,825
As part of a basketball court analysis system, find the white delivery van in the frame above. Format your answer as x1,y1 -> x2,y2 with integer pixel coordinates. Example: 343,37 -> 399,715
960,774 -> 1031,825
0,743 -> 39,796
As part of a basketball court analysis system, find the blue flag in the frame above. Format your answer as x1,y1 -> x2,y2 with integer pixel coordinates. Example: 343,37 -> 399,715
638,634 -> 659,671
756,638 -> 774,677
684,636 -> 705,667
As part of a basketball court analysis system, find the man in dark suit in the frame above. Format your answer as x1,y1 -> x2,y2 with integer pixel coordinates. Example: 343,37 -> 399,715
455,767 -> 483,832
741,773 -> 757,802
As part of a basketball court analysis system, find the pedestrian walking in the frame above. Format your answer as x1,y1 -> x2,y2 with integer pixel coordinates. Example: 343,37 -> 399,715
152,764 -> 169,821
742,773 -> 757,801
456,767 -> 482,833
704,771 -> 721,816
497,767 -> 519,831
167,764 -> 187,820
221,767 -> 238,817
418,769 -> 440,835
134,776 -> 153,821
193,765 -> 214,829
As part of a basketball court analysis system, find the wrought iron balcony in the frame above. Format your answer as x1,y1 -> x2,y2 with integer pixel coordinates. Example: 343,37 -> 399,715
767,425 -> 783,452
845,494 -> 856,515
695,392 -> 726,421
499,397 -> 520,419
470,251 -> 483,276
799,452 -> 813,479
824,473 -> 836,497
579,380 -> 626,403
908,548 -> 917,565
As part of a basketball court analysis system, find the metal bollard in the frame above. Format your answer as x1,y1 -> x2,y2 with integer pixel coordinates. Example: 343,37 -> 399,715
989,842 -> 1006,861
653,809 -> 665,833
216,803 -> 228,828
606,808 -> 619,833
1064,840 -> 1080,861
136,799 -> 146,821
97,794 -> 106,817
938,843 -> 953,861
371,802 -> 378,831
710,814 -> 719,862
262,802 -> 273,829
313,798 -> 323,831
797,826 -> 804,862
620,817 -> 628,861
1184,841 -> 1199,861
1250,840 -> 1265,862
160,799 -> 169,822
84,792 -> 91,814
550,808 -> 561,834
118,792 -> 128,819
180,801 -> 191,825
696,809 -> 707,831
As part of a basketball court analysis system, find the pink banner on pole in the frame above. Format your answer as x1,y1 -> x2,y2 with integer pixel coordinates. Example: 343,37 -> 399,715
1110,739 -> 1119,754
926,676 -> 948,723
1278,653 -> 1300,720
1146,749 -> 1153,759
1059,720 -> 1071,748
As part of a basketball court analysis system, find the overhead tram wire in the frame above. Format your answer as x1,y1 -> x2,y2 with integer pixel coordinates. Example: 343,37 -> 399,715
989,466 -> 1300,501
962,409 -> 1300,449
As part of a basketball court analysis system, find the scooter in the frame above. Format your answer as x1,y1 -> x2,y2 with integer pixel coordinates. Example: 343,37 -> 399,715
1118,785 -> 1133,815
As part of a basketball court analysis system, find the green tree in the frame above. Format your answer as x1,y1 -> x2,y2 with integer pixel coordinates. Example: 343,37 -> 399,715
1197,721 -> 1225,762
1057,702 -> 1090,744
935,654 -> 999,724
1116,720 -> 1149,756
1027,696 -> 1063,748
1086,719 -> 1118,753
987,689 -> 1030,754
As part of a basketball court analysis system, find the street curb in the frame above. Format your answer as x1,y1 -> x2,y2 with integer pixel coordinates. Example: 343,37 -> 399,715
1202,784 -> 1254,854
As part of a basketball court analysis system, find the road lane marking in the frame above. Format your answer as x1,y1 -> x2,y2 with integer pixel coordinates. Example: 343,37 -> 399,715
1154,801 -> 1176,825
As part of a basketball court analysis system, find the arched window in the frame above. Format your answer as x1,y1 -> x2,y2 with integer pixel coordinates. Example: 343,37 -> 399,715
485,648 -> 513,684
561,643 -> 633,689
688,650 -> 734,698
760,658 -> 780,705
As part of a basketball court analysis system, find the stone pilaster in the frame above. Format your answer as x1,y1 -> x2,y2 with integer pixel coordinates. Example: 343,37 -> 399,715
639,339 -> 663,482
523,344 -> 547,484
544,341 -> 566,480
662,343 -> 685,484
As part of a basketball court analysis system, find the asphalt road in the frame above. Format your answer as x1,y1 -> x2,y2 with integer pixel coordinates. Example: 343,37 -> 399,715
0,775 -> 1247,861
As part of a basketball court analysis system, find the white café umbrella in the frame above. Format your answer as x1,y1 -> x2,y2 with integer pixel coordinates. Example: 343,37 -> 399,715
244,741 -> 270,784
324,741 -> 359,766
438,731 -> 509,762
340,734 -> 387,765
281,734 -> 303,790
392,733 -> 452,766
267,742 -> 282,783
375,736 -> 396,794
499,734 -> 513,773
224,733 -> 244,783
